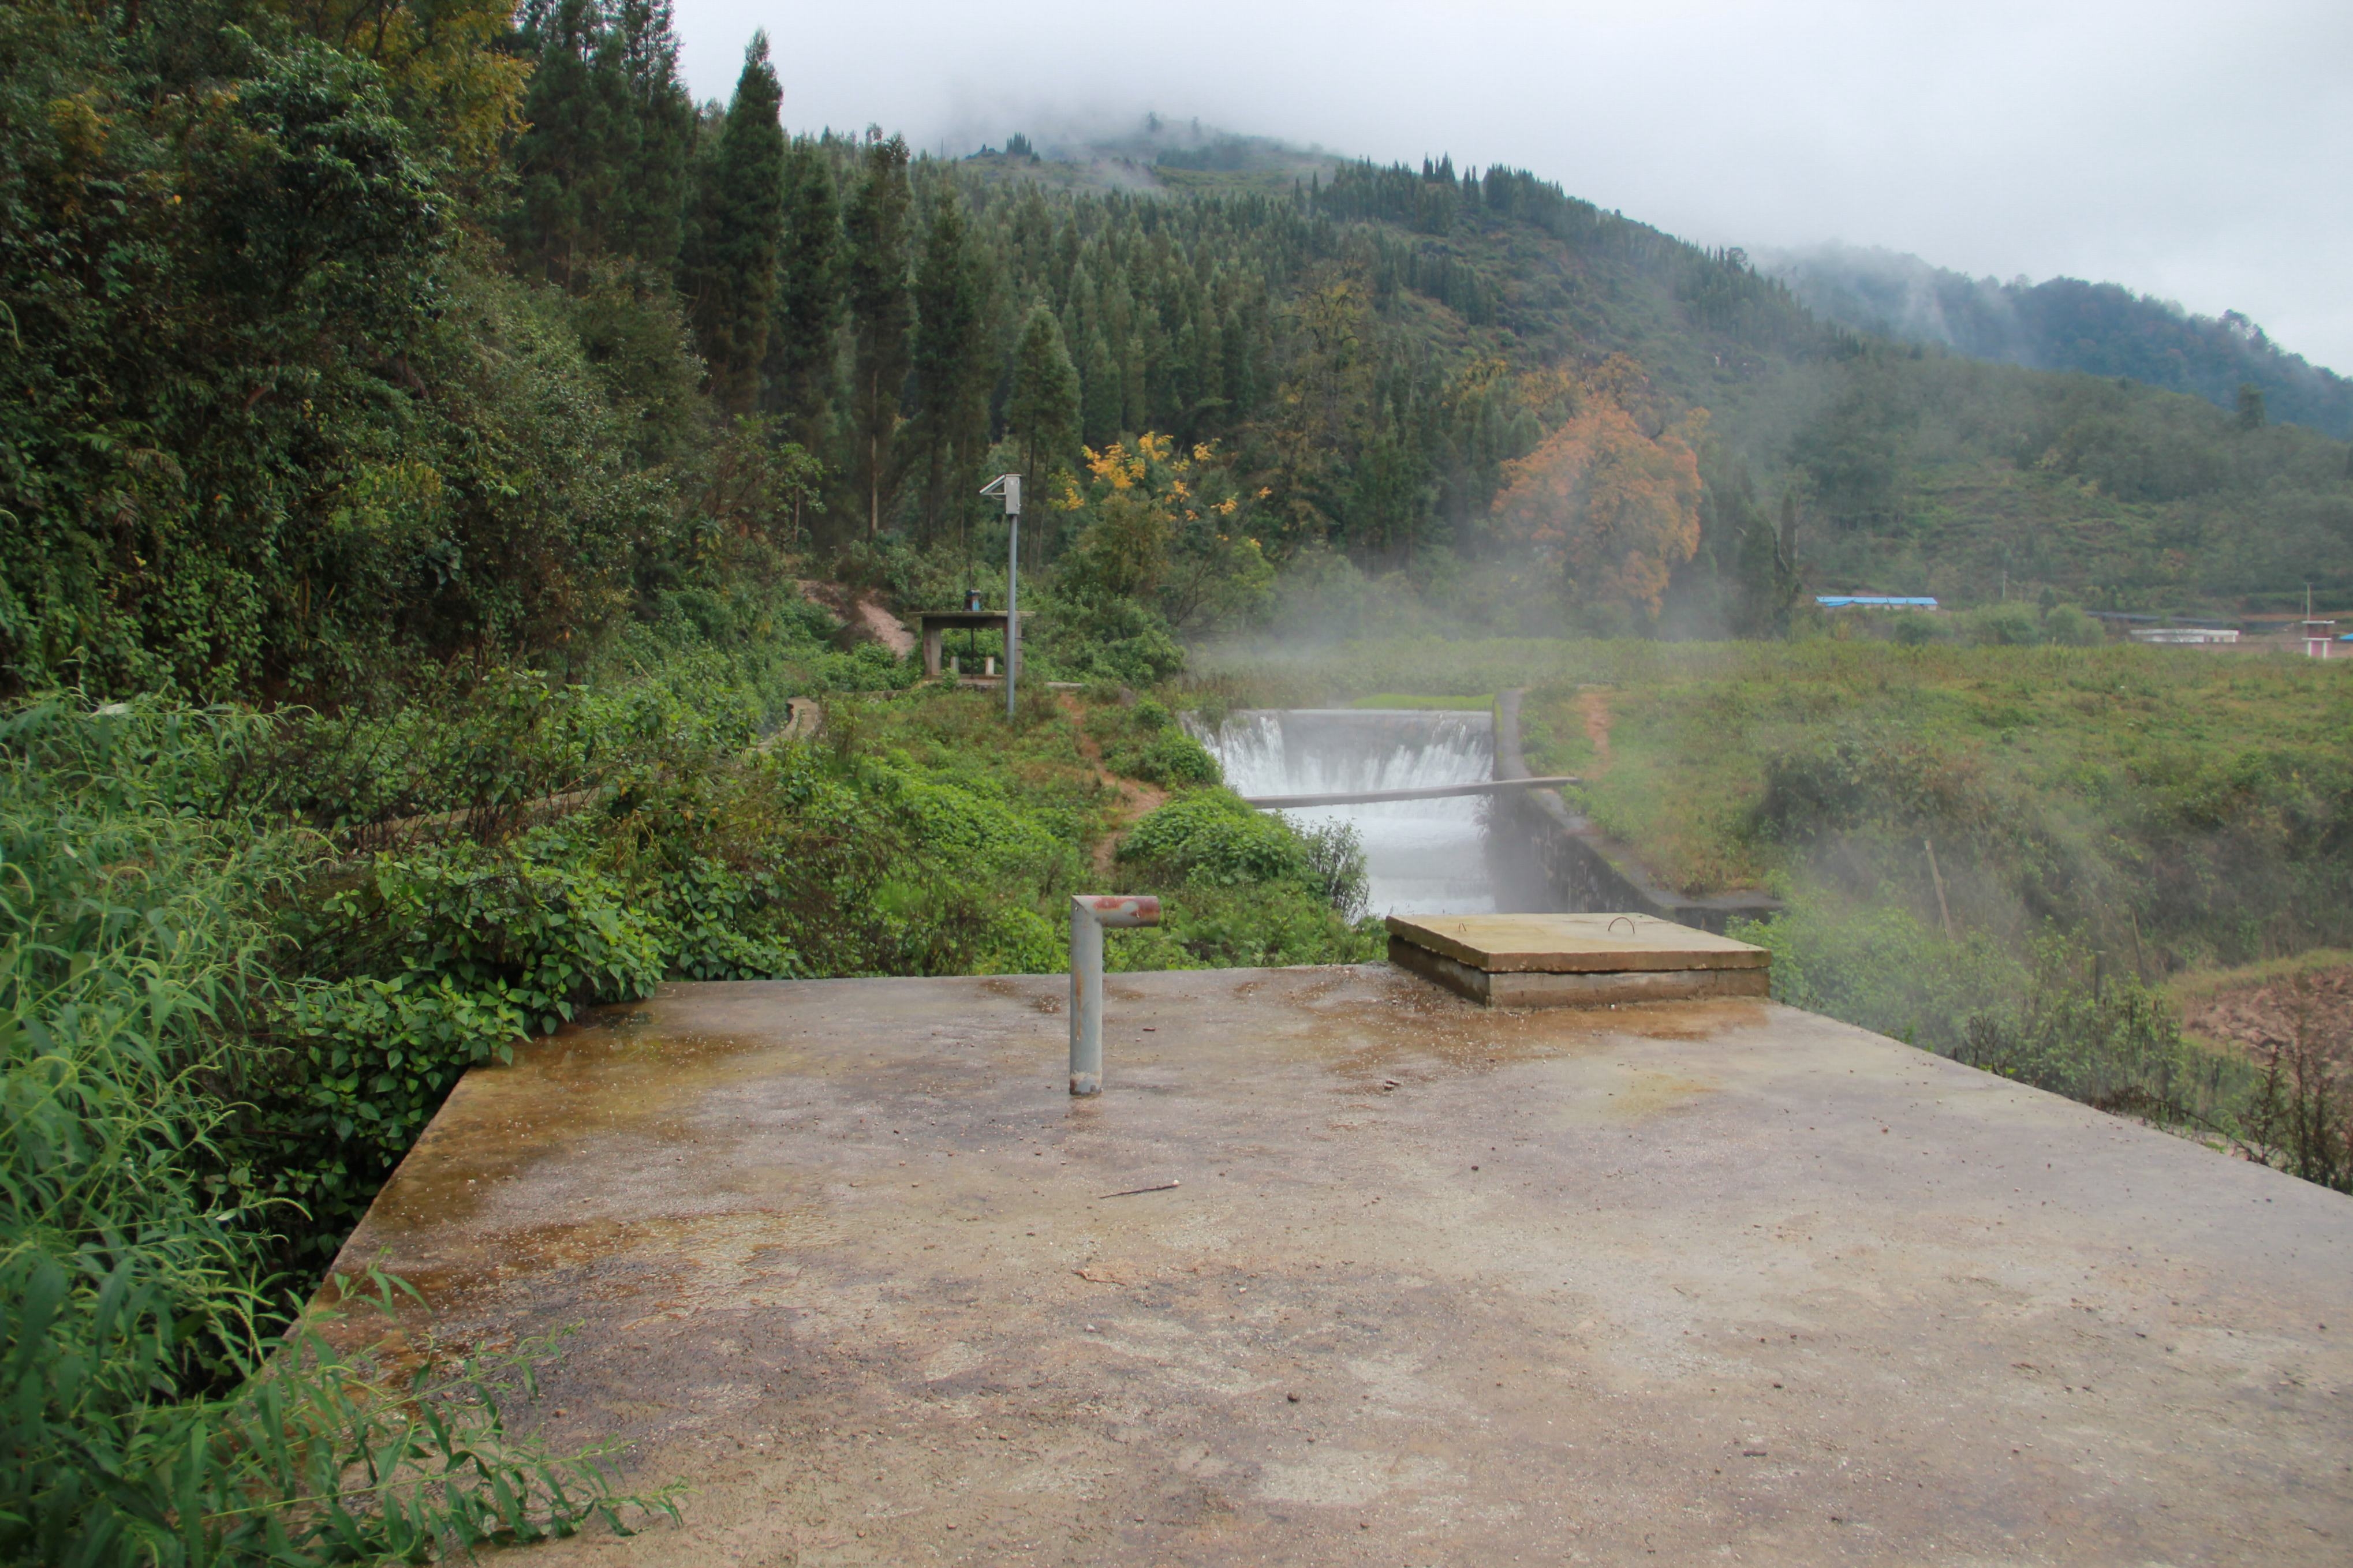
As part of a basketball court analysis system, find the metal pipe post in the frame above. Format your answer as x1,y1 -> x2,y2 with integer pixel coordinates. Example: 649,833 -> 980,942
978,473 -> 1023,720
1006,507 -> 1019,720
1069,895 -> 1161,1096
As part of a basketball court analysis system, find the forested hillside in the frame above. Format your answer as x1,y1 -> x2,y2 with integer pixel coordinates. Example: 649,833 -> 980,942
1764,242 -> 2353,441
12,0 -> 2353,712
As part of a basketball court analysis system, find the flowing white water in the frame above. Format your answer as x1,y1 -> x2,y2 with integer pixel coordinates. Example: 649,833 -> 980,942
1194,709 -> 1500,915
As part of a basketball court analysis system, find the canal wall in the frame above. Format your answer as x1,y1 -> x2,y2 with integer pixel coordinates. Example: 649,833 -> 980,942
1491,688 -> 1779,934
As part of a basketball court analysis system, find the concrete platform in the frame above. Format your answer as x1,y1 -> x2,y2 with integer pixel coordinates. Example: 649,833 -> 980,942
1387,912 -> 1771,1007
330,967 -> 2353,1565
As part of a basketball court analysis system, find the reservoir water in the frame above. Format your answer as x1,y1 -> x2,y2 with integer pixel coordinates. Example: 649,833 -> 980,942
1194,709 -> 1506,916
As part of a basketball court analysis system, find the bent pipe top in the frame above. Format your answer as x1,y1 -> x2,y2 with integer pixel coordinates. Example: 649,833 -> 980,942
1069,895 -> 1163,1095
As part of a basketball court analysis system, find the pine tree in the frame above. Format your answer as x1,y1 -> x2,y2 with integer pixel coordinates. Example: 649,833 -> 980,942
2238,383 -> 2268,431
909,195 -> 991,545
510,0 -> 620,284
1080,327 -> 1119,447
679,33 -> 787,414
609,0 -> 694,274
762,137 -> 844,454
509,0 -> 692,284
844,133 -> 914,538
1008,304 -> 1081,489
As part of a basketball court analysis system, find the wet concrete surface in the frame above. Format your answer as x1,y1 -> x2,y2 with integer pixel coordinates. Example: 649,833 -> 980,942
330,967 -> 2353,1565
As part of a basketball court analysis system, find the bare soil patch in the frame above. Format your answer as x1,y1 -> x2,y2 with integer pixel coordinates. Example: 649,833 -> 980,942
1575,687 -> 1614,771
2177,959 -> 2353,1069
793,579 -> 914,656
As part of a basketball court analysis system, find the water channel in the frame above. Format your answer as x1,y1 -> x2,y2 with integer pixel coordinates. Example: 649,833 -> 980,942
1194,709 -> 1551,916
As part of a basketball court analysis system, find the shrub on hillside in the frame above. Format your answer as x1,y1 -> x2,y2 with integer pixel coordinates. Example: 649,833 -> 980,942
2042,604 -> 2106,645
1957,603 -> 2045,645
1116,793 -> 1309,888
1088,701 -> 1221,787
0,699 -> 671,1563
1753,729 -> 1998,843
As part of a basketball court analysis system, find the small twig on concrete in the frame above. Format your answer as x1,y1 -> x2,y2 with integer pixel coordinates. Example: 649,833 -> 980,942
1099,1180 -> 1181,1198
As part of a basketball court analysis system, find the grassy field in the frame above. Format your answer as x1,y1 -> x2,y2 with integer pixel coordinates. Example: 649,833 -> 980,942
1519,642 -> 2353,970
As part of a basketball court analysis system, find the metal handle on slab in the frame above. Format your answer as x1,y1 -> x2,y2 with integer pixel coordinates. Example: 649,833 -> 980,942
1070,896 -> 1162,1096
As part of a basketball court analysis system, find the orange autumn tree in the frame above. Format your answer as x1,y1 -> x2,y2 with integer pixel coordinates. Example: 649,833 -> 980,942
1492,401 -> 1704,622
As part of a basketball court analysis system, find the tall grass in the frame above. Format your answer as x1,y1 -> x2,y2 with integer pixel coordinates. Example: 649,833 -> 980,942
1,700 -> 673,1565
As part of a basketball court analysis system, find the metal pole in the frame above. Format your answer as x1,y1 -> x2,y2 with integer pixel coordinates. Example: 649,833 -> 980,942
981,473 -> 1023,721
1068,895 -> 1161,1096
1006,506 -> 1019,720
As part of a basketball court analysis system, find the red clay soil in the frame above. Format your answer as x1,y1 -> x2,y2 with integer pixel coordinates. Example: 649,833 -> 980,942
2179,965 -> 2353,1069
1575,687 -> 1614,771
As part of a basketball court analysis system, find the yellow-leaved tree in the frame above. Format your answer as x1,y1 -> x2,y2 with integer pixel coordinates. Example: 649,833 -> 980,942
1492,399 -> 1704,623
262,0 -> 529,186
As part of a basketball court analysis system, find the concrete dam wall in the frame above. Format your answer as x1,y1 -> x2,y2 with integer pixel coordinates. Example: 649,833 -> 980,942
1192,709 -> 1530,915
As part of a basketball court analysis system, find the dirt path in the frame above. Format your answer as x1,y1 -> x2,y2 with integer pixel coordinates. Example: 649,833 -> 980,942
795,579 -> 914,657
854,597 -> 914,656
1575,687 -> 1614,772
1058,693 -> 1168,877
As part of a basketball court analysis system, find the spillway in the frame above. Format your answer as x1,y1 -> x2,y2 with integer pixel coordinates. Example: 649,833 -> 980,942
1193,709 -> 1507,915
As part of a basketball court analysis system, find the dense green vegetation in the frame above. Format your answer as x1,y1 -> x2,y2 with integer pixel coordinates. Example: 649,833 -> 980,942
10,0 -> 2352,714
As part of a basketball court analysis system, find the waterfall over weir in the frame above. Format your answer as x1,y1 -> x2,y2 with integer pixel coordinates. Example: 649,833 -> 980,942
1193,709 -> 1508,916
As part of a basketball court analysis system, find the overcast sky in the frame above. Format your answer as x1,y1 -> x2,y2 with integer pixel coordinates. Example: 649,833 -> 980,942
673,1 -> 2353,373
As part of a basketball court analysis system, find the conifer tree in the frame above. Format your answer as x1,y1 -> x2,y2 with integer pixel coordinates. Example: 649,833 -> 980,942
1007,303 -> 1081,489
844,133 -> 914,537
763,138 -> 845,454
1080,327 -> 1119,447
510,0 -> 621,284
909,195 -> 991,544
679,33 -> 786,413
2237,383 -> 2268,431
510,0 -> 692,284
610,0 -> 694,274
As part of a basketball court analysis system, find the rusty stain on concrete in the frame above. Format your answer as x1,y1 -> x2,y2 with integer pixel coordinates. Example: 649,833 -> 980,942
330,965 -> 2353,1565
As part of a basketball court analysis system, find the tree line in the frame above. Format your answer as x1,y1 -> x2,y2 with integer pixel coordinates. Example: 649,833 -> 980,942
8,0 -> 2350,707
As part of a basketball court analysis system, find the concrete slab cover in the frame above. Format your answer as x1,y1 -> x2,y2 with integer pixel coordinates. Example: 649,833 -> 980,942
329,968 -> 2353,1566
1387,911 -> 1771,974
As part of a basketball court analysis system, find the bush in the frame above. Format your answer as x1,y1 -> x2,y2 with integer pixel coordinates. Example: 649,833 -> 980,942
1116,792 -> 1309,888
1753,729 -> 1996,843
1295,819 -> 1370,920
1735,895 -> 2026,1053
0,699 -> 670,1565
1952,945 -> 2224,1122
1134,729 -> 1220,786
1957,602 -> 2044,645
1086,701 -> 1222,787
2042,604 -> 2105,646
1890,612 -> 1947,645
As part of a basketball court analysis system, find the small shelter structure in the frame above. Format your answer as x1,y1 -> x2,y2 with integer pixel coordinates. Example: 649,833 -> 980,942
916,608 -> 1032,680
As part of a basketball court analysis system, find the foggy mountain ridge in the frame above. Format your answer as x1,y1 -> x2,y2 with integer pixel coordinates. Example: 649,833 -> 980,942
959,114 -> 2352,441
1757,242 -> 2353,439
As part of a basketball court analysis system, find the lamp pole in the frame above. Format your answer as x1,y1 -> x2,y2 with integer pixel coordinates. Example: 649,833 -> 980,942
980,474 -> 1022,718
